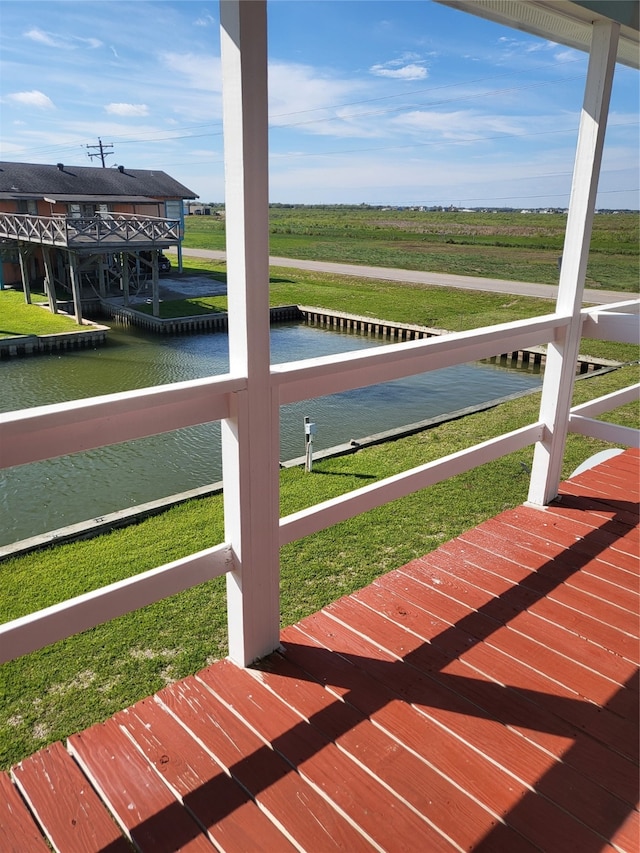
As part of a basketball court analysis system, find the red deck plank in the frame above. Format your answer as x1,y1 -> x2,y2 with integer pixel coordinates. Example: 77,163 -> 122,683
157,675 -> 374,851
507,506 -> 639,562
280,620 -> 537,822
11,741 -> 129,853
486,509 -> 640,577
199,658 -> 457,852
4,448 -> 637,853
68,719 -> 215,852
250,649 -> 535,853
435,536 -> 639,661
347,582 -> 638,847
294,607 -> 619,852
0,772 -> 50,853
116,697 -> 298,852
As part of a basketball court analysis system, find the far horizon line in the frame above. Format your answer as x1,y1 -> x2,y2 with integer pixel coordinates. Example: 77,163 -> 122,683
187,202 -> 639,213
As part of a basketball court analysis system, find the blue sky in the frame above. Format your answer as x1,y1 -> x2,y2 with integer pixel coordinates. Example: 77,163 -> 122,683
1,0 -> 638,208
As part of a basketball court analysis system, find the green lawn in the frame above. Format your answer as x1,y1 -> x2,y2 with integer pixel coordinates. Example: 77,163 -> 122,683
183,208 -> 639,291
0,289 -> 81,337
0,363 -> 638,769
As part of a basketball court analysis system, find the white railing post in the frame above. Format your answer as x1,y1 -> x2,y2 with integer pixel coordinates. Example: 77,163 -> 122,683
528,20 -> 619,506
219,0 -> 280,665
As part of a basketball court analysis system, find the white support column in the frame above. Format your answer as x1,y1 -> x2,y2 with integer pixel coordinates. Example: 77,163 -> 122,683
68,253 -> 83,325
18,248 -> 32,304
220,0 -> 280,665
151,249 -> 160,317
122,252 -> 130,307
98,256 -> 106,298
528,21 -> 619,507
42,247 -> 58,314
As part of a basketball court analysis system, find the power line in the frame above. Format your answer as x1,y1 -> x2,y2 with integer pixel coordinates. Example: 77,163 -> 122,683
84,138 -> 114,167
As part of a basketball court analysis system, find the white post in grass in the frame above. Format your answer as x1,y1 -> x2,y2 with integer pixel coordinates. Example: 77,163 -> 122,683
220,0 -> 280,665
528,21 -> 619,507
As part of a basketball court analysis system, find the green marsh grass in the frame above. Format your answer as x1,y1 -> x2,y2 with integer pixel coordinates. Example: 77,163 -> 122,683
183,207 -> 639,291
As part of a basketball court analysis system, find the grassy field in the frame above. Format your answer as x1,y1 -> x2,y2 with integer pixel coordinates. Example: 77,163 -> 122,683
1,363 -> 638,769
184,207 -> 639,291
0,289 -> 81,337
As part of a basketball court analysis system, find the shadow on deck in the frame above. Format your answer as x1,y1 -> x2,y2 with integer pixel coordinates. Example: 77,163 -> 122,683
2,449 -> 638,852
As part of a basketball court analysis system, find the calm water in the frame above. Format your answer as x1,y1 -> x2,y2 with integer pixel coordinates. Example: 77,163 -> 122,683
1,323 -> 542,545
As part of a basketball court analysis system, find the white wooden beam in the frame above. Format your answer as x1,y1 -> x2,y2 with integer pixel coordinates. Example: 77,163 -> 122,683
0,374 -> 243,469
569,417 -> 639,447
41,247 -> 58,314
273,313 -> 566,404
18,248 -> 32,305
581,299 -> 640,344
570,383 -> 640,419
152,248 -> 160,317
68,252 -> 83,325
280,423 -> 543,546
220,0 -> 280,665
0,544 -> 231,663
528,20 -> 620,506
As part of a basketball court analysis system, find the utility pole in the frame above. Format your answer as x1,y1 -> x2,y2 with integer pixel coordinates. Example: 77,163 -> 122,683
85,138 -> 114,167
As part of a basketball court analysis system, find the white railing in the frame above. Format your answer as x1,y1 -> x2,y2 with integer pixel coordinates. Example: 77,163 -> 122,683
0,212 -> 180,249
0,213 -> 67,245
1,2 -> 638,670
0,302 -> 637,664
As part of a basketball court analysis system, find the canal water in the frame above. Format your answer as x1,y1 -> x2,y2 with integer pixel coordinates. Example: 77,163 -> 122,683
1,322 -> 542,545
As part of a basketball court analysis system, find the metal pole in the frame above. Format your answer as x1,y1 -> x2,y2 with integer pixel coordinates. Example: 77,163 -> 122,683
304,416 -> 317,472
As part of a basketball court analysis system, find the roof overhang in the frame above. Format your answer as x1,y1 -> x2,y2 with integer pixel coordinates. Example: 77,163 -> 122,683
436,1 -> 639,68
33,194 -> 160,204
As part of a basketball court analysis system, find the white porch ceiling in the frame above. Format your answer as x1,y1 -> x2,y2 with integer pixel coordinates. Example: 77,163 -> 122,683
437,0 -> 639,68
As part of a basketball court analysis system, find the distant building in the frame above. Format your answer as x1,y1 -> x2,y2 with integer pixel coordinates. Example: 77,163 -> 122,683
0,161 -> 198,320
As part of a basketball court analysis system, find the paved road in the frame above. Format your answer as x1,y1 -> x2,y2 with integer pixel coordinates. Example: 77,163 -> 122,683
169,247 -> 636,306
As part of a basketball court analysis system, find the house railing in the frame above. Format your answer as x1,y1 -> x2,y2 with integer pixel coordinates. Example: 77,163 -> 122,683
0,212 -> 181,250
1,1 -> 638,671
0,300 -> 637,664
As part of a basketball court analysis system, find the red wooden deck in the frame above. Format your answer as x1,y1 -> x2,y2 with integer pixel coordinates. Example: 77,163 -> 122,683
2,448 -> 638,852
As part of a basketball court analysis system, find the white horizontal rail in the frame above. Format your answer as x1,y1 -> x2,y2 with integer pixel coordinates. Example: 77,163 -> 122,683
568,383 -> 640,446
569,417 -> 640,446
570,383 -> 640,418
581,298 -> 640,344
2,305 -> 635,663
0,543 -> 232,663
584,298 -> 640,313
0,374 -> 246,469
273,313 -> 567,404
279,422 -> 543,545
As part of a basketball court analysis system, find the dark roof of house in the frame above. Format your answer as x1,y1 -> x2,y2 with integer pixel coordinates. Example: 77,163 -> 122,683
0,162 -> 198,201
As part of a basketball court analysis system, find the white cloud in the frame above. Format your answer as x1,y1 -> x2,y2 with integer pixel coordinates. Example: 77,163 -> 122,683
24,28 -> 61,47
390,109 -> 524,141
195,13 -> 216,27
268,61 -> 367,131
105,103 -> 150,117
160,51 -> 221,93
6,90 -> 55,109
370,62 -> 428,81
24,27 -> 101,50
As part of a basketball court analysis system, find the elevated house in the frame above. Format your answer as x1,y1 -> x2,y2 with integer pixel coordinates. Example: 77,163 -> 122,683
0,161 -> 197,322
0,2 -> 639,849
